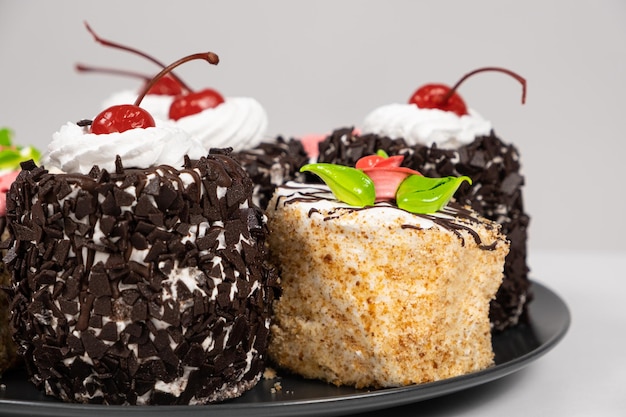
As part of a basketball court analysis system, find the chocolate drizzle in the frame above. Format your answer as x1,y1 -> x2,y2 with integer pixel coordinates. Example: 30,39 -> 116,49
4,153 -> 279,405
276,183 -> 502,251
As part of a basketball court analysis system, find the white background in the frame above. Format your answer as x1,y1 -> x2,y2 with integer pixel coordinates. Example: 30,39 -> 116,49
1,1 -> 625,253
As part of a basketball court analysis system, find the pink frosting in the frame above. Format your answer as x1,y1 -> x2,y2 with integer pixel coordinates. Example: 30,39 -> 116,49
299,134 -> 326,158
0,170 -> 19,216
299,128 -> 362,159
356,154 -> 421,202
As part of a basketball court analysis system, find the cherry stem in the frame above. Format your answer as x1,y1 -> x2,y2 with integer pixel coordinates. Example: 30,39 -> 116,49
441,66 -> 527,107
75,63 -> 151,82
84,21 -> 192,92
134,52 -> 220,107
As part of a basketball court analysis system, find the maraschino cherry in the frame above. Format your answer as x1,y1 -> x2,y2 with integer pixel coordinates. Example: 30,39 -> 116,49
90,52 -> 220,135
408,67 -> 527,117
84,21 -> 225,120
90,105 -> 155,135
168,85 -> 224,121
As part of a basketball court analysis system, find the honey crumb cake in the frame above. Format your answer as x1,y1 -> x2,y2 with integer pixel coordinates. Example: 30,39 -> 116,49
266,153 -> 509,388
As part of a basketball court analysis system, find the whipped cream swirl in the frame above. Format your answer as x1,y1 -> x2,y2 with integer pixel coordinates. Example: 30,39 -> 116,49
100,92 -> 268,152
42,122 -> 207,174
174,97 -> 268,151
362,104 -> 492,149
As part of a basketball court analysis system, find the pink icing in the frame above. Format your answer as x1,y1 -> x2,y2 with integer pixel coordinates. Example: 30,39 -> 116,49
299,128 -> 361,158
0,170 -> 19,216
299,134 -> 326,158
356,154 -> 421,202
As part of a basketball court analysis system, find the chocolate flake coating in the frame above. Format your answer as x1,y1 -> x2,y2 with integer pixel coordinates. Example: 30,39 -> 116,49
5,152 -> 278,405
232,137 -> 309,209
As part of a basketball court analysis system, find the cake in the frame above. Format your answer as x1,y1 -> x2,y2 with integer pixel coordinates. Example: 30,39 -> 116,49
0,127 -> 41,373
4,53 -> 278,404
80,22 -> 268,152
234,67 -> 531,331
266,154 -> 509,388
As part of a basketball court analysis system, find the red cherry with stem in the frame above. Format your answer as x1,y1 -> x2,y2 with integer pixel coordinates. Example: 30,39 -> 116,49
408,67 -> 527,117
84,22 -> 224,119
410,84 -> 468,116
76,63 -> 184,96
84,21 -> 191,93
90,52 -> 219,135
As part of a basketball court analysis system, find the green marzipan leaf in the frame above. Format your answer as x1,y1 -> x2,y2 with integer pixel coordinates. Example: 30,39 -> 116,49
376,149 -> 389,158
0,149 -> 22,166
0,146 -> 41,170
0,128 -> 13,147
300,163 -> 376,207
396,175 -> 472,214
0,128 -> 41,169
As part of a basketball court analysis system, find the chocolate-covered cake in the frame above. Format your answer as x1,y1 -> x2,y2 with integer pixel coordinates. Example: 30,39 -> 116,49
5,152 -> 277,404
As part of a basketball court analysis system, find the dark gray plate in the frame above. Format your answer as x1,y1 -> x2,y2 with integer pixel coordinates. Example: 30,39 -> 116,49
0,281 -> 569,417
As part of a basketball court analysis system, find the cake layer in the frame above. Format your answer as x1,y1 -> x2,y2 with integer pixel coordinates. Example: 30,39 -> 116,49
4,154 -> 278,404
266,182 -> 508,388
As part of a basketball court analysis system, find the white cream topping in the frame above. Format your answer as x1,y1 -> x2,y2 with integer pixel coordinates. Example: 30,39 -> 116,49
273,182 -> 442,230
42,122 -> 207,174
361,103 -> 492,149
100,91 -> 268,152
174,97 -> 268,151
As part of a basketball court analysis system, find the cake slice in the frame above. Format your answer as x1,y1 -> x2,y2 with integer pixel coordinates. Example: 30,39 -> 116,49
266,155 -> 509,387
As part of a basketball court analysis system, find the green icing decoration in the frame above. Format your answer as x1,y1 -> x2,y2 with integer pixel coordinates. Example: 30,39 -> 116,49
300,163 -> 376,207
396,175 -> 472,214
0,128 -> 12,147
0,127 -> 41,170
376,149 -> 389,158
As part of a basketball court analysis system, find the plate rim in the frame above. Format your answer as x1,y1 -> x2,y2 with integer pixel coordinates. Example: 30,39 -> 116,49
0,280 -> 570,417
